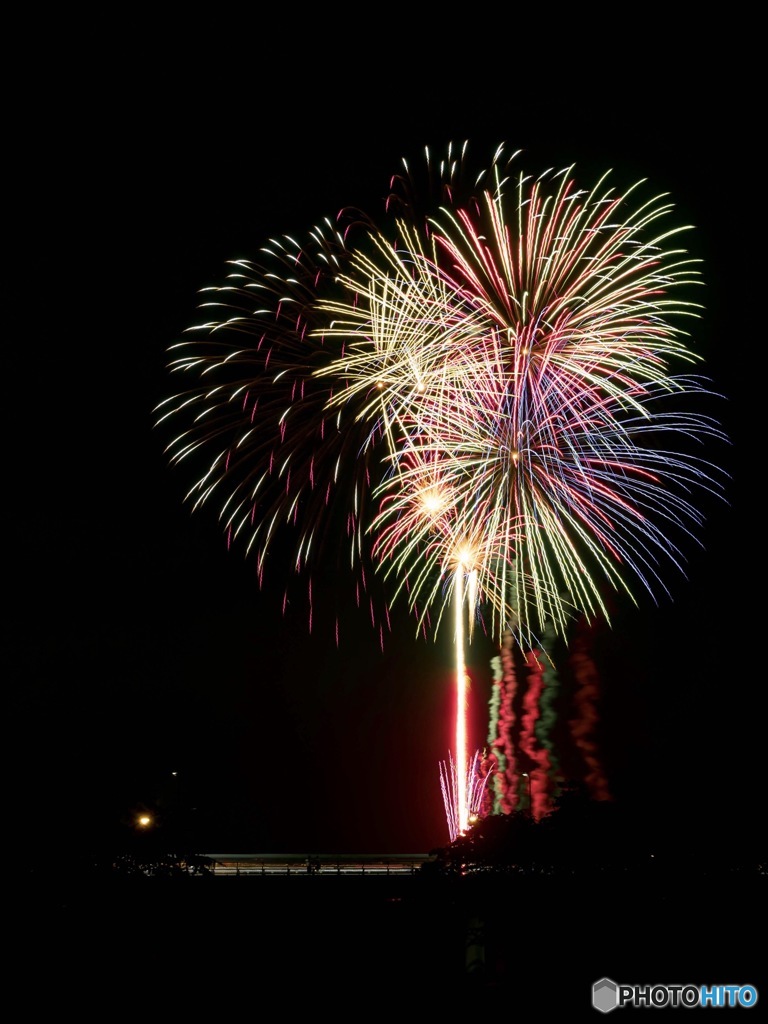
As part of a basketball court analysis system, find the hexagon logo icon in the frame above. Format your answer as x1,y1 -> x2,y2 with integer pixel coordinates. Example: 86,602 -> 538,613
593,978 -> 618,1013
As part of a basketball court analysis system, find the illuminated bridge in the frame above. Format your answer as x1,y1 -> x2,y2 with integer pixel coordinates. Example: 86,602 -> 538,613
201,853 -> 431,876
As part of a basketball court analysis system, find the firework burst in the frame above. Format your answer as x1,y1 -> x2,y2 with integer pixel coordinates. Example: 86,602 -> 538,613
315,151 -> 725,648
156,142 -> 725,842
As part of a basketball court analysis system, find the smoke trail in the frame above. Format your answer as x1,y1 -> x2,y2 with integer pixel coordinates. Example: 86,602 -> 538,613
498,629 -> 520,814
569,625 -> 611,801
482,654 -> 504,816
519,649 -> 553,819
534,621 -> 563,811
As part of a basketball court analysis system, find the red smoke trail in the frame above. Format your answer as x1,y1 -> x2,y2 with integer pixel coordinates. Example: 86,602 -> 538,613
519,649 -> 554,819
569,631 -> 611,801
496,629 -> 520,813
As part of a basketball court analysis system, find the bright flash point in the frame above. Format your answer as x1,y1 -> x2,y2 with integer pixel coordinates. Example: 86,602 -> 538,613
420,488 -> 446,515
453,543 -> 476,568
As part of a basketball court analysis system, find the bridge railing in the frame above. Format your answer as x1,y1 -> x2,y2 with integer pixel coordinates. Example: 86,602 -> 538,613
202,854 -> 431,876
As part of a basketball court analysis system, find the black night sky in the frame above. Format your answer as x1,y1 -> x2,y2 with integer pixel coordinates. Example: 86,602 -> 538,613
12,29 -> 761,873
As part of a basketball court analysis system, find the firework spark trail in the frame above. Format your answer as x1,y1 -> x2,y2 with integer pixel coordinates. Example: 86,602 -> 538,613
157,142 -> 725,841
427,551 -> 483,838
453,566 -> 469,833
439,750 -> 490,844
155,227 -> 361,629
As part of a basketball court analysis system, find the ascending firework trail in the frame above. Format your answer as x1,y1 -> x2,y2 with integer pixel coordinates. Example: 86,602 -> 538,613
157,142 -> 726,842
